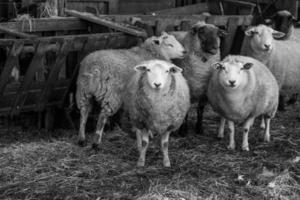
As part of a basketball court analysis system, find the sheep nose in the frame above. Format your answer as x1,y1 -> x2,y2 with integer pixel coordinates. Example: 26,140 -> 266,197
264,44 -> 271,49
154,83 -> 161,88
182,50 -> 187,55
229,80 -> 236,86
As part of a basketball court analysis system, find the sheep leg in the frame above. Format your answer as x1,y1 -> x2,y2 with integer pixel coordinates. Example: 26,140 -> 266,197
161,131 -> 171,167
217,117 -> 226,139
137,129 -> 149,167
260,116 -> 265,129
177,115 -> 188,137
264,117 -> 271,142
227,120 -> 235,150
92,113 -> 107,150
78,103 -> 92,147
278,94 -> 286,111
242,117 -> 254,151
196,97 -> 207,134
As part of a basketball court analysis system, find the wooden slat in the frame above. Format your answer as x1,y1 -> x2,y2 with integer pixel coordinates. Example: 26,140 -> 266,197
65,9 -> 148,38
0,41 -> 24,97
37,39 -> 73,111
221,17 -> 240,59
10,41 -> 49,116
149,3 -> 208,15
0,25 -> 38,38
0,17 -> 87,33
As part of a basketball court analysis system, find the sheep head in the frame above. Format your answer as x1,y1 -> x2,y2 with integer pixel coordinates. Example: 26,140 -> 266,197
134,60 -> 182,90
245,25 -> 285,52
212,58 -> 253,90
191,22 -> 227,55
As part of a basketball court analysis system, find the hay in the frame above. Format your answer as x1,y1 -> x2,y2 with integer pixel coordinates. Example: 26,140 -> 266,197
0,104 -> 299,199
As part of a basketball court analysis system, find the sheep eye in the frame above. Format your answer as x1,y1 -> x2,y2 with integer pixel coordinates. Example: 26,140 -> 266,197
147,69 -> 150,72
167,44 -> 174,47
166,70 -> 169,73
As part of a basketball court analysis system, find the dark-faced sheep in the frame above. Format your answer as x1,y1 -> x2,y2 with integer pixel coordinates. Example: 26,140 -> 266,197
76,32 -> 186,149
123,60 -> 190,167
170,21 -> 227,135
207,55 -> 279,151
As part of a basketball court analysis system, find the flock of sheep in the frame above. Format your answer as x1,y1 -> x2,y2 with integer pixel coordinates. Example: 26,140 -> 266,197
75,10 -> 299,167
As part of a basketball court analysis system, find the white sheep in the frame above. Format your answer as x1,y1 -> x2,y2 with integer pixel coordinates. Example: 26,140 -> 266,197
170,21 -> 227,135
123,59 -> 190,167
207,55 -> 279,151
241,24 -> 300,113
76,32 -> 186,149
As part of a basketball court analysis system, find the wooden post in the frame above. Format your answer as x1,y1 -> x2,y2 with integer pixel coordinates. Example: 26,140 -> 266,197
221,17 -> 239,59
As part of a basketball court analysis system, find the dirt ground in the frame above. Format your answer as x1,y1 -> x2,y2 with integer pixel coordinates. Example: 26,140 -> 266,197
0,103 -> 299,200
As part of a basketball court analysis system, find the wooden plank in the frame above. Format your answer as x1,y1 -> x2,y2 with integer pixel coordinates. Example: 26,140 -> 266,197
10,41 -> 49,116
0,17 -> 87,33
149,3 -> 208,15
0,41 -> 24,98
103,14 -> 253,26
65,9 -> 148,38
0,25 -> 38,38
37,39 -> 73,111
221,17 -> 240,59
0,32 -> 138,48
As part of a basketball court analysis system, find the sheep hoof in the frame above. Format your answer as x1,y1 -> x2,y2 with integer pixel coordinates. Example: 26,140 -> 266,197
78,139 -> 87,147
242,146 -> 250,151
217,134 -> 224,140
91,143 -> 101,151
264,137 -> 270,143
163,161 -> 171,168
137,160 -> 145,167
227,144 -> 235,150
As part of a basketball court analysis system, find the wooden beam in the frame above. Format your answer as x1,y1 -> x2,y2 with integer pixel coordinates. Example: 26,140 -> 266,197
0,25 -> 38,38
102,14 -> 253,26
0,17 -> 87,33
65,9 -> 148,38
149,3 -> 208,15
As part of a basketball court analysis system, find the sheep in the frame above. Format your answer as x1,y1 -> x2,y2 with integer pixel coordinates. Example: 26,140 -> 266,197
76,32 -> 186,149
170,21 -> 227,135
122,59 -> 190,167
265,10 -> 299,108
207,55 -> 279,151
241,24 -> 300,114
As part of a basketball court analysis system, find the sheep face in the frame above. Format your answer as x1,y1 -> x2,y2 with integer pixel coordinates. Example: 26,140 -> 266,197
213,60 -> 253,89
152,32 -> 186,59
192,23 -> 227,54
245,25 -> 285,52
268,10 -> 296,35
134,60 -> 182,90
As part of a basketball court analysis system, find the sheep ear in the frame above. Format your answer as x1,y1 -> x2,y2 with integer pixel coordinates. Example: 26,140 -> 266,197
218,29 -> 228,37
134,65 -> 148,72
272,30 -> 285,39
243,63 -> 253,70
212,62 -> 223,70
264,19 -> 273,26
169,65 -> 182,73
245,27 -> 258,36
152,38 -> 160,45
